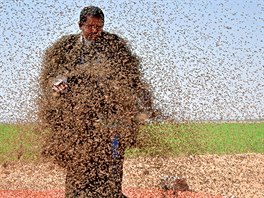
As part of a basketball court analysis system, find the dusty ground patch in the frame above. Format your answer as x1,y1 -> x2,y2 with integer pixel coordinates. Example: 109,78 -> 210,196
0,153 -> 263,197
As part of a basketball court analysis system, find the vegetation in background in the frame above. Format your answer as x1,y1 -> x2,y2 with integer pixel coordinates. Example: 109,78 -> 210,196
0,122 -> 263,163
0,123 -> 43,163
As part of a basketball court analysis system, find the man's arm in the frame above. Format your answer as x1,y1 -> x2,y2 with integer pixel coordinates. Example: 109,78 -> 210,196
39,36 -> 70,97
116,38 -> 156,119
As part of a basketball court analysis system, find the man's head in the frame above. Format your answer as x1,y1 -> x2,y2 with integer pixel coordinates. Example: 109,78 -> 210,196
79,6 -> 104,41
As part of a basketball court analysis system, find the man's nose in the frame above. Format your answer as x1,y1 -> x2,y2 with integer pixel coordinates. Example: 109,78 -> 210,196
92,27 -> 99,33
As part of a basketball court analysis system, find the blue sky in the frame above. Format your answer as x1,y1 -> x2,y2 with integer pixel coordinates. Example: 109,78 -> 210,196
0,0 -> 263,122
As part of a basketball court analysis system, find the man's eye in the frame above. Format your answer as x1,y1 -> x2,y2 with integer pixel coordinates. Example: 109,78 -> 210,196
87,25 -> 102,29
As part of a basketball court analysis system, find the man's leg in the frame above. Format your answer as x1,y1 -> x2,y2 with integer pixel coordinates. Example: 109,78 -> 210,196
65,159 -> 113,198
111,135 -> 127,198
112,156 -> 127,197
65,165 -> 84,198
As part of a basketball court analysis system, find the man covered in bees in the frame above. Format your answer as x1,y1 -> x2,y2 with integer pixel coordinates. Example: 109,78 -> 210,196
38,6 -> 155,198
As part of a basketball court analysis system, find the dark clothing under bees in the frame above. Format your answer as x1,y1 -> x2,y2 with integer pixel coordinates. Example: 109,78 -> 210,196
38,31 -> 154,197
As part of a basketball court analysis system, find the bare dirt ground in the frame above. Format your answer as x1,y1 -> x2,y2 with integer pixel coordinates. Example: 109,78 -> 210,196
0,153 -> 263,198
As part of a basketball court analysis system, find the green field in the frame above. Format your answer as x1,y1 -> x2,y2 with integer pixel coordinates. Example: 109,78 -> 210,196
127,122 -> 264,157
0,122 -> 263,163
0,123 -> 42,162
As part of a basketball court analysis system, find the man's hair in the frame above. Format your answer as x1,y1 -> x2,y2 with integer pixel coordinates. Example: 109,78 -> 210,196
79,6 -> 104,26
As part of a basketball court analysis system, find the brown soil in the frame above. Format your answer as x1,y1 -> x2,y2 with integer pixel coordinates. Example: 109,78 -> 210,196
0,153 -> 263,197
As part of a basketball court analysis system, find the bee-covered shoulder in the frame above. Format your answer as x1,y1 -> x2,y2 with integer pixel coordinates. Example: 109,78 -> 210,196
102,31 -> 131,50
44,34 -> 80,56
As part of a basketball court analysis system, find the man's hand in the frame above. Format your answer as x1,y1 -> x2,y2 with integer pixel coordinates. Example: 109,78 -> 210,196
136,113 -> 150,122
52,81 -> 68,93
52,76 -> 68,93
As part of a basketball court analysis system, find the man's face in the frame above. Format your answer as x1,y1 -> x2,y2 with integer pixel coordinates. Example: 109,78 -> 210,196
79,16 -> 103,41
